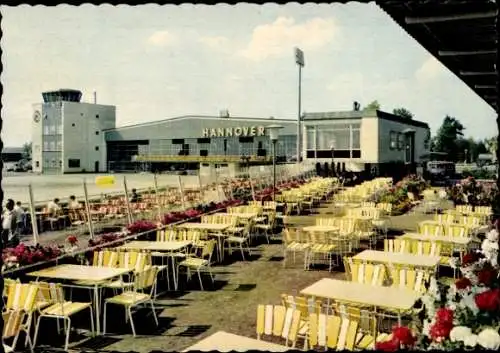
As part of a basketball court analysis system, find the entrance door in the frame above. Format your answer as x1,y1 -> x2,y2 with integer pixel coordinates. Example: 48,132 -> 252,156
94,161 -> 99,173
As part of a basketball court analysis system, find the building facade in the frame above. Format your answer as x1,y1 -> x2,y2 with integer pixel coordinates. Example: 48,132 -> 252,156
31,89 -> 116,174
303,109 -> 431,174
104,115 -> 298,172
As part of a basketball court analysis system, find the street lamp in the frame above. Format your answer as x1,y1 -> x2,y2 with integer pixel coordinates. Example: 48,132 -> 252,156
330,138 -> 336,177
267,124 -> 284,201
294,47 -> 305,166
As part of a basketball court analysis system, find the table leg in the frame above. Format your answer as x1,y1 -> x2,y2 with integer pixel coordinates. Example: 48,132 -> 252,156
94,284 -> 100,335
172,256 -> 178,291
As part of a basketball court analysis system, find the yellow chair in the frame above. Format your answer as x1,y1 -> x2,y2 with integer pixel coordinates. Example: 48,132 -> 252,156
283,228 -> 310,268
419,223 -> 444,236
409,240 -> 441,256
445,224 -> 468,238
281,295 -> 323,349
3,310 -> 31,353
33,282 -> 94,351
92,249 -> 119,268
332,304 -> 390,350
176,240 -> 216,290
103,266 -> 159,337
384,238 -> 410,253
305,231 -> 337,272
389,266 -> 430,294
307,311 -> 359,351
256,304 -> 301,348
347,260 -> 386,286
5,283 -> 39,351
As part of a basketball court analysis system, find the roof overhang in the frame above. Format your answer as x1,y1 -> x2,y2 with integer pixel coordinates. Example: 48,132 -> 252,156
376,0 -> 498,112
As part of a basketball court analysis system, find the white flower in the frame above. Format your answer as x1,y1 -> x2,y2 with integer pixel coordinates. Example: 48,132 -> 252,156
450,326 -> 472,342
463,334 -> 478,347
448,257 -> 459,269
422,320 -> 431,337
477,328 -> 500,350
461,293 -> 479,315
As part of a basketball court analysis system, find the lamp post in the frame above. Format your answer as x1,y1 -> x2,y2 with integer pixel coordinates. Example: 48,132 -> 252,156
267,124 -> 284,201
330,138 -> 336,177
294,47 -> 305,166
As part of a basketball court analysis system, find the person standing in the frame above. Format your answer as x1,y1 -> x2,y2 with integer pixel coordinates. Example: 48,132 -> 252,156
2,199 -> 19,248
13,201 -> 25,235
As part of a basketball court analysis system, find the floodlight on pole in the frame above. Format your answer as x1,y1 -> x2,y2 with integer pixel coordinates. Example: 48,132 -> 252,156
267,124 -> 284,201
294,47 -> 304,166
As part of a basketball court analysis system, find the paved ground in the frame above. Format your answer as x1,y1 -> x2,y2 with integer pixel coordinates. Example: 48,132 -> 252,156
29,200 -> 439,352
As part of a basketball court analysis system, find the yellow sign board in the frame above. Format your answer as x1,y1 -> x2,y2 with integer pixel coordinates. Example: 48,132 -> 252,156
95,175 -> 115,187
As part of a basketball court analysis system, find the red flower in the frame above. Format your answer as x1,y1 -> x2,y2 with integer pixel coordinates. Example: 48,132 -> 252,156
477,268 -> 498,286
66,235 -> 78,245
375,339 -> 399,352
461,252 -> 479,266
455,277 -> 472,290
474,289 -> 500,311
429,322 -> 452,341
391,326 -> 415,347
435,308 -> 454,327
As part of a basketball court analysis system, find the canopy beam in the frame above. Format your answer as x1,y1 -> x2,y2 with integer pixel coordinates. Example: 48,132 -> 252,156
460,71 -> 498,76
438,49 -> 496,56
406,10 -> 498,24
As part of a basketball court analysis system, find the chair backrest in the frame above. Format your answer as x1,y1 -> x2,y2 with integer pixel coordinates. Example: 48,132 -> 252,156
308,312 -> 359,350
3,310 -> 26,340
93,250 -> 118,267
33,282 -> 65,306
201,240 -> 216,260
6,283 -> 39,312
281,295 -> 322,317
377,203 -> 392,214
420,223 -> 443,236
389,266 -> 429,293
119,251 -> 150,272
434,214 -> 454,224
256,304 -> 301,345
384,239 -> 410,253
3,278 -> 19,298
410,240 -> 441,256
157,229 -> 176,242
349,262 -> 386,286
334,304 -> 377,341
445,225 -> 468,237
134,266 -> 159,293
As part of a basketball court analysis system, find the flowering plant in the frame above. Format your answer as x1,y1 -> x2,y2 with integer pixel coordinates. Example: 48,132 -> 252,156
376,325 -> 416,352
2,243 -> 62,271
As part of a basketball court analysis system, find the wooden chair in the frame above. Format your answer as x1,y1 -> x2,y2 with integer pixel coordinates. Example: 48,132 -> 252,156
176,240 -> 216,290
33,282 -> 94,351
3,310 -> 32,353
389,265 -> 430,294
103,266 -> 159,337
346,260 -> 386,286
256,304 -> 301,348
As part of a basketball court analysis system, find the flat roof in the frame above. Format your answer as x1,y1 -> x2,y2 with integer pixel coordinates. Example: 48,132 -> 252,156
105,115 -> 297,132
303,109 -> 430,129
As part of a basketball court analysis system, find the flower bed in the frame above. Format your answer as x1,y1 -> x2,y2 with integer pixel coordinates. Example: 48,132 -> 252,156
371,175 -> 427,215
376,229 -> 500,351
2,199 -> 244,272
448,177 -> 499,207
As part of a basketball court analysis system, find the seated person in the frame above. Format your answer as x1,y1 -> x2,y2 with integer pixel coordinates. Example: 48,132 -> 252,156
47,198 -> 61,216
130,188 -> 140,203
68,195 -> 82,210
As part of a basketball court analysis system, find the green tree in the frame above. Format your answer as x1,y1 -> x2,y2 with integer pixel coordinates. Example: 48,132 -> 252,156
22,141 -> 32,159
363,100 -> 381,111
392,107 -> 414,120
433,116 -> 464,162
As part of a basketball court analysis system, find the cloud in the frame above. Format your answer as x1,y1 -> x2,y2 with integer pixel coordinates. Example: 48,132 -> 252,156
199,36 -> 229,50
147,30 -> 176,46
415,56 -> 445,82
238,16 -> 337,61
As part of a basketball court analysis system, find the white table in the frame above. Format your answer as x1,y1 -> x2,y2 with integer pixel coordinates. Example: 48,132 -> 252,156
119,241 -> 192,290
353,250 -> 440,269
183,331 -> 289,352
27,264 -> 131,335
303,225 -> 339,233
400,233 -> 471,246
300,278 -> 420,323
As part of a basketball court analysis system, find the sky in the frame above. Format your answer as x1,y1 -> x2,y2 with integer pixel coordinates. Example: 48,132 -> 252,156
1,3 -> 497,147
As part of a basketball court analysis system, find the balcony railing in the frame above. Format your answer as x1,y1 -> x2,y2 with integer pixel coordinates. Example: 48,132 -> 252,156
133,154 -> 273,163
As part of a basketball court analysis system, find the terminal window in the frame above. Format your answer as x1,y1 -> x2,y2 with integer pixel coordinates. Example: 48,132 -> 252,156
68,159 -> 80,168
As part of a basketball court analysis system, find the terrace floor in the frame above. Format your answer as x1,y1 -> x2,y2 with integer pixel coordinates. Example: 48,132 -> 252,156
30,201 -> 440,353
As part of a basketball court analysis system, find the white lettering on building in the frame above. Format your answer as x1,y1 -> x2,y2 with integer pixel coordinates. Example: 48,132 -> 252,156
202,126 -> 266,138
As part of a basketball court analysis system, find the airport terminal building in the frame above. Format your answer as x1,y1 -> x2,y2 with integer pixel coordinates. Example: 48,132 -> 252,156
31,89 -> 430,175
